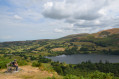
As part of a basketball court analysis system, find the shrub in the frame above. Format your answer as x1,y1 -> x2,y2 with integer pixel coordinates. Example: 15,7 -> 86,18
88,71 -> 114,79
32,61 -> 41,67
17,60 -> 28,66
64,74 -> 78,79
0,58 -> 12,69
47,76 -> 56,79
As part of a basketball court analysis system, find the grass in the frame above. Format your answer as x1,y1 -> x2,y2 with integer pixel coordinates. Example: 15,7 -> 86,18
39,63 -> 54,72
51,48 -> 65,52
21,75 -> 35,79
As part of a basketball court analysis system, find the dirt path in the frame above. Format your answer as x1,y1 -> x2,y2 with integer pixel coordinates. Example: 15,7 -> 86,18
0,65 -> 54,79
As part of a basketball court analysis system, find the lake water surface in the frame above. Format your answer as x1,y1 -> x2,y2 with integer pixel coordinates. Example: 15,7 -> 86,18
46,54 -> 119,64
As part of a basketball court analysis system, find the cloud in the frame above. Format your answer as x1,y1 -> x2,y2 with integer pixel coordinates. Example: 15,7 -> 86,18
0,0 -> 119,42
14,15 -> 23,20
42,0 -> 107,20
8,0 -> 44,21
54,28 -> 64,33
42,0 -> 119,34
42,1 -> 70,19
94,20 -> 101,25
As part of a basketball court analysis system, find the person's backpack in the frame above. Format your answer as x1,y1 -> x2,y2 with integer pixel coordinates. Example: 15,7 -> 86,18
11,61 -> 15,66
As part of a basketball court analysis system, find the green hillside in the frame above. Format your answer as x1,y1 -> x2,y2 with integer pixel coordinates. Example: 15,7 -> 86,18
0,28 -> 119,79
0,28 -> 119,56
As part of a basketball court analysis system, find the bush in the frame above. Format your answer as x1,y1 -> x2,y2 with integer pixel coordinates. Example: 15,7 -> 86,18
39,63 -> 54,72
0,58 -> 12,69
17,60 -> 28,66
64,74 -> 78,79
38,56 -> 51,63
88,71 -> 114,79
32,61 -> 41,67
0,61 -> 9,69
47,76 -> 56,79
54,66 -> 63,75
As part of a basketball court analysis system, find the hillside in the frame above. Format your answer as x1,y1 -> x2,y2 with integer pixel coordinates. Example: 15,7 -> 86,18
0,28 -> 119,56
0,65 -> 61,79
0,28 -> 119,79
60,28 -> 119,39
97,28 -> 119,34
93,28 -> 119,38
60,33 -> 89,39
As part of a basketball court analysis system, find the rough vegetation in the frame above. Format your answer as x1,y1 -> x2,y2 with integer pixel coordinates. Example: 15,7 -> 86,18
0,28 -> 119,79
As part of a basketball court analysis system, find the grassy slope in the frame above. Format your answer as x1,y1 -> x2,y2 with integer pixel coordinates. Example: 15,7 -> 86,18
0,65 -> 62,79
0,28 -> 119,55
0,28 -> 119,79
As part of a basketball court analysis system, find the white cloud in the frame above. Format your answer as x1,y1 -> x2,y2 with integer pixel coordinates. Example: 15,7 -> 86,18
54,29 -> 64,33
44,2 -> 53,9
0,0 -> 119,42
98,9 -> 106,16
42,0 -> 119,34
95,20 -> 100,25
14,15 -> 23,20
42,0 -> 107,20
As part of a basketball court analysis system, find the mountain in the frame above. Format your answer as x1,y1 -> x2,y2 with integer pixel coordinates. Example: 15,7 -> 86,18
59,28 -> 119,40
0,28 -> 119,56
60,33 -> 89,39
98,28 -> 119,34
93,28 -> 119,38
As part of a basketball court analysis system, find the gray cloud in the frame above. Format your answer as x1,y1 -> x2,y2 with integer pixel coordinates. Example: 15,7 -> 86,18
42,0 -> 119,35
42,9 -> 69,19
74,13 -> 101,20
42,0 -> 107,20
1,0 -> 119,42
58,16 -> 119,34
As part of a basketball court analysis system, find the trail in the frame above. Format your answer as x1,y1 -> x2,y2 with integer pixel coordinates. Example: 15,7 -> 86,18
0,65 -> 54,79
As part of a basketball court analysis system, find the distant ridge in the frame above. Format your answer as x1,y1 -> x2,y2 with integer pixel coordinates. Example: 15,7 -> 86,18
1,28 -> 119,43
60,33 -> 89,39
93,28 -> 119,38
60,28 -> 119,39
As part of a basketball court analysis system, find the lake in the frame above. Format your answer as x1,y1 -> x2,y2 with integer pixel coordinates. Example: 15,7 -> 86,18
46,54 -> 119,64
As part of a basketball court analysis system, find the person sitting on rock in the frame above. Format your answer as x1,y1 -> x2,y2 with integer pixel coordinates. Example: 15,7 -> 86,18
11,59 -> 18,71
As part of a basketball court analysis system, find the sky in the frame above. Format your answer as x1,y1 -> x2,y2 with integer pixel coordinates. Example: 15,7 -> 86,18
0,0 -> 119,42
